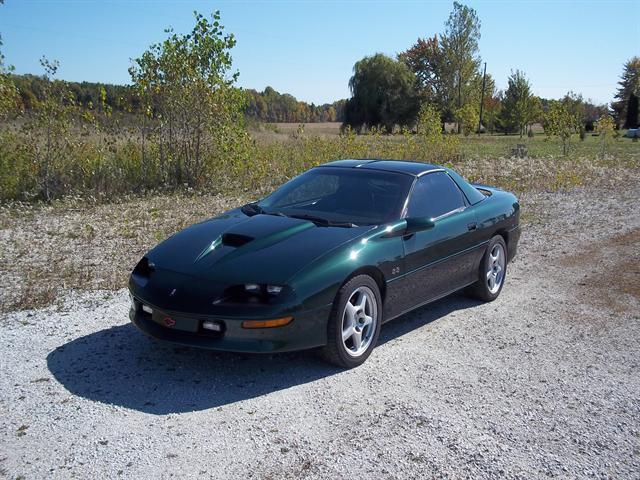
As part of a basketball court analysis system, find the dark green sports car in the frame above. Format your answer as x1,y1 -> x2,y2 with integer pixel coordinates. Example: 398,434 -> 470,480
129,159 -> 520,367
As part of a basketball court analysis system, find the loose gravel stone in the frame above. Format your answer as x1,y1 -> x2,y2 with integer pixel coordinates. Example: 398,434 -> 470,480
1,184 -> 639,479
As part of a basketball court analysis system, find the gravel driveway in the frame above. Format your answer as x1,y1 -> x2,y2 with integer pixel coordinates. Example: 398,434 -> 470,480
1,184 -> 639,479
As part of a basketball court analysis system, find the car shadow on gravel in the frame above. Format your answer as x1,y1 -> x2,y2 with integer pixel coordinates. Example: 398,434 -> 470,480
46,294 -> 481,414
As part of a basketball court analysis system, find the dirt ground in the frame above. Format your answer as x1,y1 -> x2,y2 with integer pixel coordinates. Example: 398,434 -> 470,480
0,182 -> 639,479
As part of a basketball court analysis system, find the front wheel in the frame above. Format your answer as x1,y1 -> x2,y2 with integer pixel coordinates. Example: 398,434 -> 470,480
468,235 -> 508,302
323,275 -> 382,368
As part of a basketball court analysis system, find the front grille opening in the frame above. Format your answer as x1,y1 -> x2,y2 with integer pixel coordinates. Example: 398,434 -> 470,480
221,233 -> 254,248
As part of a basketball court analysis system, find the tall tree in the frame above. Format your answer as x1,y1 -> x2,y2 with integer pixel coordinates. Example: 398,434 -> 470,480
440,1 -> 482,131
401,2 -> 482,126
344,53 -> 419,133
612,56 -> 640,128
499,70 -> 539,137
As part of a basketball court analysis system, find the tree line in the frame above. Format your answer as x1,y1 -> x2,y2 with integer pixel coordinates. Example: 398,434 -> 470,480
6,74 -> 345,124
245,87 -> 345,123
343,2 -> 638,135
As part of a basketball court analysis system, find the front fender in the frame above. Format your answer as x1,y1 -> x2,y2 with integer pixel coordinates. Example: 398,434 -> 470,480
288,223 -> 406,311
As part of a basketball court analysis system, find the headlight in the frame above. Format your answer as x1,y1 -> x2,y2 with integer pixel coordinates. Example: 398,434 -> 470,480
244,284 -> 284,296
266,285 -> 283,295
244,283 -> 261,294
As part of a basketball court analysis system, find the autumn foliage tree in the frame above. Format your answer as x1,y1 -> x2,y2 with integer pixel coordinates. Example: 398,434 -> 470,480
544,100 -> 580,155
455,103 -> 478,136
415,103 -> 459,160
594,115 -> 615,157
400,36 -> 452,119
0,1 -> 19,121
401,2 -> 483,128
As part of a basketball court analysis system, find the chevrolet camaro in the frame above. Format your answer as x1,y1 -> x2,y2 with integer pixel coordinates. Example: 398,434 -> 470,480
129,159 -> 520,367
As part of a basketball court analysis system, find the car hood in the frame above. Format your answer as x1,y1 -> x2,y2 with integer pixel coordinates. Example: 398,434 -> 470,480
146,209 -> 374,285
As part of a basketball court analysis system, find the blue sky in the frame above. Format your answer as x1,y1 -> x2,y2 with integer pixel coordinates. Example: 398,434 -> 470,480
1,0 -> 638,105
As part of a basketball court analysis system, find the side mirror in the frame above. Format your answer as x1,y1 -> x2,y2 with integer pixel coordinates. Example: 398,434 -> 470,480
405,217 -> 435,234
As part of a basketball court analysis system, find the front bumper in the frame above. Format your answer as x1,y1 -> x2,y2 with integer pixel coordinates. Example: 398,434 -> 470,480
129,296 -> 332,353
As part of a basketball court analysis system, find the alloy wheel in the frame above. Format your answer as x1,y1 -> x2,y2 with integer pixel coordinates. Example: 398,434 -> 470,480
486,243 -> 505,294
341,286 -> 378,357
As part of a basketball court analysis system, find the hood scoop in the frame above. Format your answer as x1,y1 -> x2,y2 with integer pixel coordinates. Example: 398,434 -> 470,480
221,232 -> 254,248
190,214 -> 317,267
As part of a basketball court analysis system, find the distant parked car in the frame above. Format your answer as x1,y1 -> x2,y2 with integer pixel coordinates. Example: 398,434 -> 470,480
625,128 -> 639,138
129,160 -> 521,368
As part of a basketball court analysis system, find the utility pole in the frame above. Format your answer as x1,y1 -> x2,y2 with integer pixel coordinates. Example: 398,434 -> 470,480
477,62 -> 487,134
457,71 -> 462,134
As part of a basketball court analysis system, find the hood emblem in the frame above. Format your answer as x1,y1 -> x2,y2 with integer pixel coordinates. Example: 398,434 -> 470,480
164,316 -> 176,328
169,288 -> 177,297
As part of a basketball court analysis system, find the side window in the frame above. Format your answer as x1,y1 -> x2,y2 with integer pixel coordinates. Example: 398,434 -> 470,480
407,172 -> 465,219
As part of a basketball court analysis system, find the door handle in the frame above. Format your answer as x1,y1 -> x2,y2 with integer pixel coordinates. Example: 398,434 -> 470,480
467,222 -> 477,231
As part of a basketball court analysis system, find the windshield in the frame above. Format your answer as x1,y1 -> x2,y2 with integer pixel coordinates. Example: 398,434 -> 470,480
257,167 -> 413,226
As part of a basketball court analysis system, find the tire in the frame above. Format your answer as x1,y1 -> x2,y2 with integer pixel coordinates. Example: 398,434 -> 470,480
323,275 -> 382,368
468,235 -> 508,302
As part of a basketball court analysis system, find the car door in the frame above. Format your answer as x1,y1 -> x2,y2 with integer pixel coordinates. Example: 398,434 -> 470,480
399,171 -> 479,311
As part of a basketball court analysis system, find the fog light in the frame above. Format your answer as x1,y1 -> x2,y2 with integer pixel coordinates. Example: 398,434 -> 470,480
142,304 -> 153,314
241,316 -> 293,329
202,320 -> 223,332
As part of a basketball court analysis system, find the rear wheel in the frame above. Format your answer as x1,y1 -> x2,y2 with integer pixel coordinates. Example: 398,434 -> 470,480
468,235 -> 507,302
323,275 -> 382,368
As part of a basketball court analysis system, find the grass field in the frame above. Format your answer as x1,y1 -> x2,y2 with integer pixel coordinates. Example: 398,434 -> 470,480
250,121 -> 638,159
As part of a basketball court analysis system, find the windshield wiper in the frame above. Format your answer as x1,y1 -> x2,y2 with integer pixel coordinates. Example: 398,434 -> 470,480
264,210 -> 287,217
241,203 -> 292,219
243,205 -> 355,227
289,213 -> 356,228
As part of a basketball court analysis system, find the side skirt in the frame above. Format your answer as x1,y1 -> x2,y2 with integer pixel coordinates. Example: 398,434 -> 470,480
381,279 -> 477,325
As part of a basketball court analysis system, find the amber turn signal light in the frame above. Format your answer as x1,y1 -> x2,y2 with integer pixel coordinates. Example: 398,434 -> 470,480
241,316 -> 293,329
